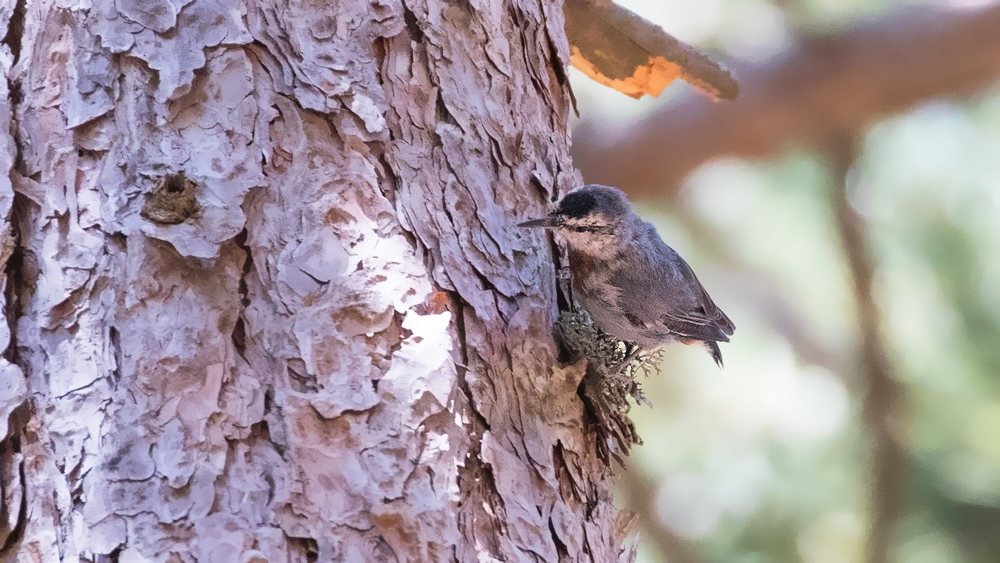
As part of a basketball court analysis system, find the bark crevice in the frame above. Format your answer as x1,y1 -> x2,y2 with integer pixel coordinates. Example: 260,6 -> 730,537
1,197 -> 25,368
231,227 -> 252,358
1,0 -> 25,65
0,406 -> 27,557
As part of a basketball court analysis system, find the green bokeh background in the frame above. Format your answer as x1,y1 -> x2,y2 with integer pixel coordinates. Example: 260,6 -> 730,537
569,1 -> 1000,561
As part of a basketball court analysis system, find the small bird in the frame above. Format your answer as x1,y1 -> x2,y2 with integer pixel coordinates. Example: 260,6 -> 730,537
519,184 -> 735,367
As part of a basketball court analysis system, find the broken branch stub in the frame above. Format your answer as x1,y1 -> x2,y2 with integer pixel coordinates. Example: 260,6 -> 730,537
564,0 -> 739,101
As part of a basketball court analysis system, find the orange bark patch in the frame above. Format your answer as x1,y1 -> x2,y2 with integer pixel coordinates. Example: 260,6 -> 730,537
570,48 -> 685,99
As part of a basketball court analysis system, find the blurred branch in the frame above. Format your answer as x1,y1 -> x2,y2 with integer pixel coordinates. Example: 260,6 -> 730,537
672,211 -> 845,373
735,273 -> 842,370
564,0 -> 739,100
573,5 -> 1000,197
828,134 -> 907,563
619,467 -> 705,563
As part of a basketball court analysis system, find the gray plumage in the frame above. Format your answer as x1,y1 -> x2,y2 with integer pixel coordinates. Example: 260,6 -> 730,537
519,184 -> 735,367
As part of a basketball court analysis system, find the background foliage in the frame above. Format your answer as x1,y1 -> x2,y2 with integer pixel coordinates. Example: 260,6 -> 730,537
569,1 -> 1000,561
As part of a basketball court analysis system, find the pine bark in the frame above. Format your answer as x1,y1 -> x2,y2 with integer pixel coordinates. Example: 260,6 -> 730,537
0,0 -> 633,561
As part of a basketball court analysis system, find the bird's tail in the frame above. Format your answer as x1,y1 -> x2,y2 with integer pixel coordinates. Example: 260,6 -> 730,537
706,341 -> 724,368
681,339 -> 725,368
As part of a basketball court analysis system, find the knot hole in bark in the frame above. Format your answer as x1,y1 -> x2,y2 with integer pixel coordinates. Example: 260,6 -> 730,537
141,172 -> 201,225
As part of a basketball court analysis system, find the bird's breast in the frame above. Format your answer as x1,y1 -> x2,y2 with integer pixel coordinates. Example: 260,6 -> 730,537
568,248 -> 619,303
568,247 -> 596,276
567,248 -> 602,293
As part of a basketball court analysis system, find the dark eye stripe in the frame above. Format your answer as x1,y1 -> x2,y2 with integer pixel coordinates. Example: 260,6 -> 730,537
571,225 -> 610,234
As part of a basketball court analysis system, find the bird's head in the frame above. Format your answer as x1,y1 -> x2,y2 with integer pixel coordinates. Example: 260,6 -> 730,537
518,185 -> 632,251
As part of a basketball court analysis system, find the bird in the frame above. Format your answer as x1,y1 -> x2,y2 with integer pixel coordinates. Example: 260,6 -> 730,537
519,184 -> 735,367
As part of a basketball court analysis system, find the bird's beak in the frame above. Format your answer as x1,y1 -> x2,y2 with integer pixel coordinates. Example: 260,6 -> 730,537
517,216 -> 561,229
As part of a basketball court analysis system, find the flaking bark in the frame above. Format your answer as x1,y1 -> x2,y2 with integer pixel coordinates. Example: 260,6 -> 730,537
0,1 -> 635,561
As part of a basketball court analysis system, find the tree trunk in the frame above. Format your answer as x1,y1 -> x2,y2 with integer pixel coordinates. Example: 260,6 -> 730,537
0,1 -> 633,561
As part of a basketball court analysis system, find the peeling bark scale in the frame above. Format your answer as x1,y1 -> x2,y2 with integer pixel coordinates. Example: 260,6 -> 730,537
0,0 -> 635,562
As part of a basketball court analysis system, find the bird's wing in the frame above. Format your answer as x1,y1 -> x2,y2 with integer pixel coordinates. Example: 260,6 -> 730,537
661,253 -> 734,339
606,221 -> 734,343
667,281 -> 734,333
637,236 -> 735,342
660,306 -> 733,342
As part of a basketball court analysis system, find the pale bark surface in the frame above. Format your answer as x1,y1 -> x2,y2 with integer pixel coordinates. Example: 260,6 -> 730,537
0,1 -> 632,562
